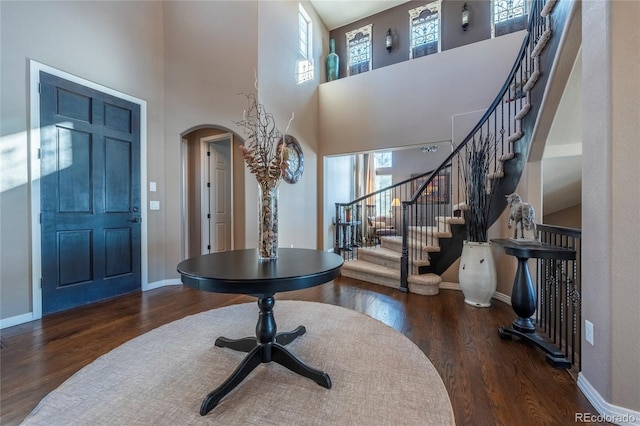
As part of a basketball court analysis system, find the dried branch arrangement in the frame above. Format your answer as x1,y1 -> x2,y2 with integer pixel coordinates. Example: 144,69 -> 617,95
234,89 -> 294,260
235,93 -> 289,189
460,134 -> 498,242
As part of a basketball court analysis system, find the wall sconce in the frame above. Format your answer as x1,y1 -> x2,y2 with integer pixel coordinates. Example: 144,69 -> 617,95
462,3 -> 470,31
421,145 -> 439,153
386,28 -> 393,52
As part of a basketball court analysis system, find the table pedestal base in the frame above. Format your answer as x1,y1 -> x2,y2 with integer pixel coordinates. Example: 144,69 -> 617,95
498,326 -> 571,369
200,297 -> 331,416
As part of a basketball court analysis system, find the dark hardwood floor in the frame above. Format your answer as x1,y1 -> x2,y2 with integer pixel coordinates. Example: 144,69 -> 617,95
1,276 -> 603,425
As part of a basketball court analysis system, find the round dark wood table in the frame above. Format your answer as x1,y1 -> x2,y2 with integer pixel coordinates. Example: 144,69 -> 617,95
177,248 -> 343,415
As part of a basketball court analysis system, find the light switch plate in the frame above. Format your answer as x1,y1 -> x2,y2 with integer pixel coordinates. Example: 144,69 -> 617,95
150,200 -> 160,210
585,320 -> 594,345
149,181 -> 157,192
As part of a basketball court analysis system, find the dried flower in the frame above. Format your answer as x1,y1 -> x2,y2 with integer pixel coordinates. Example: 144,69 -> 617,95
235,93 -> 287,189
235,90 -> 294,260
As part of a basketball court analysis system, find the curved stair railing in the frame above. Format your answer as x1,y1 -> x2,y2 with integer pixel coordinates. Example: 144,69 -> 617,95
337,0 -> 570,293
334,167 -> 444,257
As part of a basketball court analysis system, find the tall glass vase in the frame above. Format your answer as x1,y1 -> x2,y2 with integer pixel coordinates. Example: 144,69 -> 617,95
258,182 -> 279,261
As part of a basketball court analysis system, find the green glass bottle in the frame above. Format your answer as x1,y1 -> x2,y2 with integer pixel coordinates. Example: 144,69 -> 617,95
326,39 -> 339,82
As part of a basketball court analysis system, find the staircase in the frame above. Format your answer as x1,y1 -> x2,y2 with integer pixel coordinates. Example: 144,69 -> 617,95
340,0 -> 570,294
342,213 -> 466,295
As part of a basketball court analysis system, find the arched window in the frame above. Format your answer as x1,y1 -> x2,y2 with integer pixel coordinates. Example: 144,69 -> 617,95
346,24 -> 372,76
409,1 -> 441,59
492,0 -> 529,37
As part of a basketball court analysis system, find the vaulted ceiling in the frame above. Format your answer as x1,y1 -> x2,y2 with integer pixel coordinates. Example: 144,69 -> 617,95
310,0 -> 409,30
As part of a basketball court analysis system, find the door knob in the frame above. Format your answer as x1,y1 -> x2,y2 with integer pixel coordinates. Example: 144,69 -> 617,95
128,217 -> 140,223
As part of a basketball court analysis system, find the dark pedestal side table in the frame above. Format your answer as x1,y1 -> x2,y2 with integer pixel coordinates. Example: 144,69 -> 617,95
492,239 -> 576,368
177,248 -> 343,415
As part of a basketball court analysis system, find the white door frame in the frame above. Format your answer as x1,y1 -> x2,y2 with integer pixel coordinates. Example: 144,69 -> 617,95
200,134 -> 234,253
180,137 -> 189,260
29,60 -> 148,320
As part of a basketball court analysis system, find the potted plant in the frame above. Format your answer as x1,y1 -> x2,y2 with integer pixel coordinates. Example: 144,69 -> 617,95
344,206 -> 352,222
458,134 -> 498,307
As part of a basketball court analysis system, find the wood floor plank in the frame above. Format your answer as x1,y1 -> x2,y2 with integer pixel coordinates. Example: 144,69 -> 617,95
1,277 -> 603,425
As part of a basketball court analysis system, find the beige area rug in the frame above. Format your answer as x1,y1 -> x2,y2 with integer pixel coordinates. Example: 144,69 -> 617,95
22,301 -> 454,425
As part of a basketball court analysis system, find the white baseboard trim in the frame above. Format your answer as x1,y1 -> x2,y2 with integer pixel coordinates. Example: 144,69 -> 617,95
144,279 -> 182,291
439,281 -> 460,291
1,312 -> 36,329
439,282 -> 511,306
492,291 -> 511,305
577,373 -> 640,425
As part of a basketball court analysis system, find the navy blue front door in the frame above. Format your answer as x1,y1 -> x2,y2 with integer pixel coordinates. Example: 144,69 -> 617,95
39,72 -> 141,315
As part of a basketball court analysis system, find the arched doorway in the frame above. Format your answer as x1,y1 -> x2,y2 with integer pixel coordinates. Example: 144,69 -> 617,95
181,126 -> 246,259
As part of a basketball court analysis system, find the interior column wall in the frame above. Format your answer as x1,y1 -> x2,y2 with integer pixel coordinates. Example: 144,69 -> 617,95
581,0 -> 640,412
608,0 -> 640,412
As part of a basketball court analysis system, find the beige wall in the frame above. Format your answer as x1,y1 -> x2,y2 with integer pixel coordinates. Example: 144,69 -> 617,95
582,0 -> 640,412
161,1 -> 259,280
254,0 -> 326,251
318,31 -> 526,156
0,0 -> 165,318
0,0 -> 326,319
543,204 -> 581,229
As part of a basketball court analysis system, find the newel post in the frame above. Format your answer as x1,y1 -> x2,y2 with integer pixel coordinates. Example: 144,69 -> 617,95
400,201 -> 409,292
334,203 -> 341,254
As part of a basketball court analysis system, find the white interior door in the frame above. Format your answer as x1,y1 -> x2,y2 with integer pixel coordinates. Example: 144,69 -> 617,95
201,135 -> 233,253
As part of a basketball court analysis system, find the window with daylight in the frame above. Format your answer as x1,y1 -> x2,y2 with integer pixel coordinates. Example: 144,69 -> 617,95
373,152 -> 393,216
374,152 -> 392,169
297,4 -> 314,83
492,0 -> 529,38
374,174 -> 393,217
346,24 -> 372,76
409,1 -> 441,59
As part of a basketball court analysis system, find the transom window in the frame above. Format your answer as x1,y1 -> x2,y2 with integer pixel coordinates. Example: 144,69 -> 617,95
299,4 -> 312,59
409,1 -> 441,59
346,24 -> 372,76
492,0 -> 529,38
297,4 -> 314,83
374,152 -> 392,169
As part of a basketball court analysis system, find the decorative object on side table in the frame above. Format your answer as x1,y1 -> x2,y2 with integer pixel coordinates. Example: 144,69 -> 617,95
235,89 -> 298,261
506,193 -> 540,244
458,134 -> 499,307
